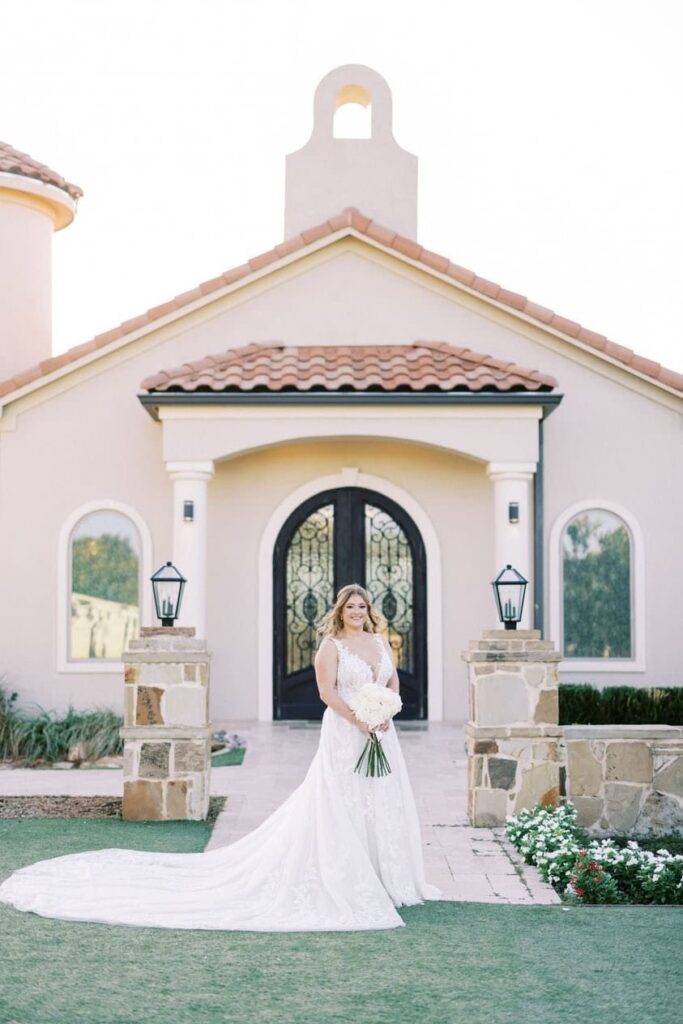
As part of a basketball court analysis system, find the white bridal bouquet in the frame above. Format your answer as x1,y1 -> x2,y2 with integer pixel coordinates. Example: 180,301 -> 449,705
348,684 -> 403,777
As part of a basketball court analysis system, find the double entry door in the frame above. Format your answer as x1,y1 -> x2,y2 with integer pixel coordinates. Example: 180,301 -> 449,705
273,487 -> 427,720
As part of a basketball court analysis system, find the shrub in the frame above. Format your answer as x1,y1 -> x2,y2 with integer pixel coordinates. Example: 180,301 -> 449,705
559,683 -> 683,725
0,681 -> 122,766
505,802 -> 683,905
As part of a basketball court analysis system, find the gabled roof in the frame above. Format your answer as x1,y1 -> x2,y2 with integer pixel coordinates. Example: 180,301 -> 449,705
0,141 -> 83,200
141,341 -> 558,394
0,207 -> 681,403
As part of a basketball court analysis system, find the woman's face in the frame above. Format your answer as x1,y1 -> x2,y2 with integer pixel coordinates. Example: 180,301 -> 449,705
341,594 -> 368,630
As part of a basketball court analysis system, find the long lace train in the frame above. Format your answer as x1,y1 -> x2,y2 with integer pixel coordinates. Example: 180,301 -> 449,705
0,637 -> 441,930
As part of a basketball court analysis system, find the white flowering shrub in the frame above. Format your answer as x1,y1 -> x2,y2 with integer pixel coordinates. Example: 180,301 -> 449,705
505,802 -> 683,904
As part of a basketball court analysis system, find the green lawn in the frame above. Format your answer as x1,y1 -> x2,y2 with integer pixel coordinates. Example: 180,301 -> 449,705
0,818 -> 681,1024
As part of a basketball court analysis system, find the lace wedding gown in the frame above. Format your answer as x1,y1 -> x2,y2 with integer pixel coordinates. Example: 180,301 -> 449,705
0,634 -> 440,931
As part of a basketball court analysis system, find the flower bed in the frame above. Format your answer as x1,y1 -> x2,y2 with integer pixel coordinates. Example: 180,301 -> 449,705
506,801 -> 683,904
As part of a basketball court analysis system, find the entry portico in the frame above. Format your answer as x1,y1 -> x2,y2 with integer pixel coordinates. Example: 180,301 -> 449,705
141,342 -> 560,721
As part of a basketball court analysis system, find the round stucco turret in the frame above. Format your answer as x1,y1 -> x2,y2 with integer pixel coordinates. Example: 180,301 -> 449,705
0,142 -> 82,385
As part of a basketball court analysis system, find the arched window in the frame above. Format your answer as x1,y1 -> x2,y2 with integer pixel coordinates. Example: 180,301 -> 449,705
560,508 -> 632,659
69,510 -> 141,661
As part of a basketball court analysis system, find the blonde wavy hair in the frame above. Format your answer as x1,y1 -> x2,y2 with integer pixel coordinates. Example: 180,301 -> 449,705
316,583 -> 384,641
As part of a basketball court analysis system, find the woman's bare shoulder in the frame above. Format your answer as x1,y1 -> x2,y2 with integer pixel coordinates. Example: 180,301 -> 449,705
316,635 -> 339,657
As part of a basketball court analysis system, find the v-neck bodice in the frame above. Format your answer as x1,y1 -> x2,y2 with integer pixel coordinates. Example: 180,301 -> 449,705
331,634 -> 393,704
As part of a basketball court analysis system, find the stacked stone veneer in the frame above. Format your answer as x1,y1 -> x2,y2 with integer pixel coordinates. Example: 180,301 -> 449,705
120,627 -> 211,821
562,725 -> 683,836
463,630 -> 562,826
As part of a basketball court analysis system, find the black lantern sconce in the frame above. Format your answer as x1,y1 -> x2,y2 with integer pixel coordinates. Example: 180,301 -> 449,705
183,500 -> 195,522
151,561 -> 187,627
492,564 -> 528,630
508,501 -> 520,524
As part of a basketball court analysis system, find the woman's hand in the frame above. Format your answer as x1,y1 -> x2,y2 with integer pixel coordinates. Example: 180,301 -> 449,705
356,720 -> 390,735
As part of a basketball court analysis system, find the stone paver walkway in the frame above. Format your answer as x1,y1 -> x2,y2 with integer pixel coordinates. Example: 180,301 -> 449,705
0,721 -> 559,904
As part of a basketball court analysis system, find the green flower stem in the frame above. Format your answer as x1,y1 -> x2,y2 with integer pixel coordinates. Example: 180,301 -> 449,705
354,732 -> 392,777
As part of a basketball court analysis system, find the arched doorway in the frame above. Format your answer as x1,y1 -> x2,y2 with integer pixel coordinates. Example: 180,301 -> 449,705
273,487 -> 427,720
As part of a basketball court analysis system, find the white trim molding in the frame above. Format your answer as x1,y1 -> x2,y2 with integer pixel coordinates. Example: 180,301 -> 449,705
166,460 -> 215,638
549,499 -> 646,672
57,500 -> 154,674
486,462 -> 536,630
257,471 -> 444,722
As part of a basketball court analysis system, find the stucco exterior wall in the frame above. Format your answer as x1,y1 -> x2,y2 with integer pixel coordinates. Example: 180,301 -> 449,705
0,240 -> 681,724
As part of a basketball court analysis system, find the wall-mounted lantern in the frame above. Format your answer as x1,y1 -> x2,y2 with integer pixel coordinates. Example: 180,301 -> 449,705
492,564 -> 527,630
508,501 -> 520,524
151,561 -> 187,627
183,500 -> 195,522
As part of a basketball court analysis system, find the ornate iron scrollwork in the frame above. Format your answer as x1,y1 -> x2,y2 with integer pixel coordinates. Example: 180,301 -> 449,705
364,503 -> 414,672
285,504 -> 334,674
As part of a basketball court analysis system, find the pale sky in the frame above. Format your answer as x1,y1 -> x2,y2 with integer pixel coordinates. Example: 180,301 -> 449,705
1,0 -> 682,373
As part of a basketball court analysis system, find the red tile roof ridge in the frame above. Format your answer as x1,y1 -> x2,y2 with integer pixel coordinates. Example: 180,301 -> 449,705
139,341 -> 558,394
0,209 -> 681,400
0,141 -> 83,200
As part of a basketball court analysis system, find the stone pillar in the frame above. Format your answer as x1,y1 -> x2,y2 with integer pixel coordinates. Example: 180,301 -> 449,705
462,629 -> 562,826
120,627 -> 211,821
486,462 -> 535,629
166,460 -> 215,637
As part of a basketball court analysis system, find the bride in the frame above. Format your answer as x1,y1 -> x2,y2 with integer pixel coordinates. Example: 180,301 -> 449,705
0,584 -> 440,931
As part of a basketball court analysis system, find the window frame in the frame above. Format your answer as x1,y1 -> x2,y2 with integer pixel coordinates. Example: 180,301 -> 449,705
57,501 -> 153,673
549,499 -> 646,672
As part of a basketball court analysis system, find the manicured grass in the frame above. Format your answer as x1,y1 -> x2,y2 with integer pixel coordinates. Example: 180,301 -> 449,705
0,818 -> 681,1024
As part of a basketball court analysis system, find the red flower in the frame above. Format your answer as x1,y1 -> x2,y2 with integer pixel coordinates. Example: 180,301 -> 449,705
575,888 -> 585,896
588,862 -> 598,870
578,850 -> 588,857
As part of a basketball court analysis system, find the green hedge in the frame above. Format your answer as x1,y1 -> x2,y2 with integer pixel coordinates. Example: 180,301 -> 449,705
559,683 -> 683,725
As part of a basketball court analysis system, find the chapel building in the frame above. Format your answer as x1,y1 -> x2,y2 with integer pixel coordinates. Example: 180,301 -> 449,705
0,66 -> 681,724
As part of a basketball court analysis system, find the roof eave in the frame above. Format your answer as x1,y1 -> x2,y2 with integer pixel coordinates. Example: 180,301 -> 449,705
138,389 -> 564,421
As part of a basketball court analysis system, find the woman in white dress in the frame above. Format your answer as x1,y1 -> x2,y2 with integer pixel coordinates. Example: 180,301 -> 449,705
0,584 -> 440,931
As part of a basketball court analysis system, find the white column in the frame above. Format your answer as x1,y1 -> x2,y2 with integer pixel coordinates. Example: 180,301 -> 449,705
486,462 -> 536,629
166,461 -> 215,638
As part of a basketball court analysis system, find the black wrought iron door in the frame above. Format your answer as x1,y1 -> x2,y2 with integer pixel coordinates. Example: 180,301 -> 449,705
273,488 -> 427,720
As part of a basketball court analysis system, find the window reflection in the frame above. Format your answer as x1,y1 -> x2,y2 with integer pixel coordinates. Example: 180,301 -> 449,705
70,511 -> 140,660
562,509 -> 632,658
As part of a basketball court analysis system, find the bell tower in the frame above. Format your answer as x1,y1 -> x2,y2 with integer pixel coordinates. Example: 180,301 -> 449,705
285,65 -> 418,240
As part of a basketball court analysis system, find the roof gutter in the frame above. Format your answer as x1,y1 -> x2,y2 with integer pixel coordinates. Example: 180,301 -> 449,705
138,390 -> 563,420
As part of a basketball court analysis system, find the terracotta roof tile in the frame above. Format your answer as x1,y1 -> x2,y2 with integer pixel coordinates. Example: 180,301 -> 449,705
604,340 -> 635,364
249,250 -> 280,271
447,263 -> 476,286
550,314 -> 582,338
275,236 -> 305,258
660,367 -> 683,390
0,141 -> 82,200
1,206 -> 680,400
140,342 -> 558,394
365,222 -> 397,247
577,327 -> 608,350
524,301 -> 555,324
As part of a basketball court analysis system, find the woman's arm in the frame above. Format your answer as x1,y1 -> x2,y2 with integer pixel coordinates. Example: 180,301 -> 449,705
314,637 -> 372,734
